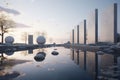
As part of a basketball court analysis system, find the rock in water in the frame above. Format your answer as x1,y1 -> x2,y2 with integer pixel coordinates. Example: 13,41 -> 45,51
51,51 -> 59,55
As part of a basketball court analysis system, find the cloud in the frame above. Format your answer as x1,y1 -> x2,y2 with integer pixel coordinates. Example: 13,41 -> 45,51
15,22 -> 31,28
31,0 -> 35,2
0,6 -> 20,15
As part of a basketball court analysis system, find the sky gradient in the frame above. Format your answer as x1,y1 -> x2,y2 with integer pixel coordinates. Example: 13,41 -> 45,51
0,0 -> 120,43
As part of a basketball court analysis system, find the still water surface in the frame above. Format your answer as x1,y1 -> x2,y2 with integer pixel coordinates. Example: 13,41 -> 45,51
0,47 -> 120,80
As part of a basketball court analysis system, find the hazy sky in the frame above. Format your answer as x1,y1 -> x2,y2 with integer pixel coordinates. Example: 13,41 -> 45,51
0,0 -> 120,43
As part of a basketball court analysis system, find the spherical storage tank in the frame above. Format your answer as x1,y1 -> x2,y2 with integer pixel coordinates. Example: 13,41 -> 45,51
5,36 -> 14,44
36,36 -> 46,44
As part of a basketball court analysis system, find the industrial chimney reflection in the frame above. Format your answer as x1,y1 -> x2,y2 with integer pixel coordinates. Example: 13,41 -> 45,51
84,51 -> 87,70
28,49 -> 33,54
71,49 -> 74,60
76,50 -> 79,65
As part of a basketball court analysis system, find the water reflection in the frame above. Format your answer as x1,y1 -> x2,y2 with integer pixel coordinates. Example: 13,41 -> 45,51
0,47 -> 92,80
70,49 -> 74,60
1,47 -> 119,80
0,59 -> 31,80
28,49 -> 33,54
71,49 -> 120,80
51,51 -> 59,56
0,71 -> 20,80
34,52 -> 46,62
76,50 -> 79,65
5,52 -> 14,56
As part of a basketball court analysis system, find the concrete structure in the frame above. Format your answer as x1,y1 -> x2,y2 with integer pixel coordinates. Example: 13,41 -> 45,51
74,25 -> 79,44
74,26 -> 77,44
87,9 -> 98,44
95,9 -> 98,44
28,35 -> 33,44
79,21 -> 84,44
84,20 -> 87,44
100,3 -> 117,43
71,29 -> 74,45
70,3 -> 118,45
77,25 -> 79,44
79,20 -> 87,45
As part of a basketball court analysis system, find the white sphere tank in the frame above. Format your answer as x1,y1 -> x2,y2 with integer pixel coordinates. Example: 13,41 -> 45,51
36,36 -> 46,44
5,36 -> 14,44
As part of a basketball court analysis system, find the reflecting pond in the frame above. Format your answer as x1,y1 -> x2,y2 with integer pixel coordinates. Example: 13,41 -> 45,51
0,47 -> 120,80
71,49 -> 120,80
